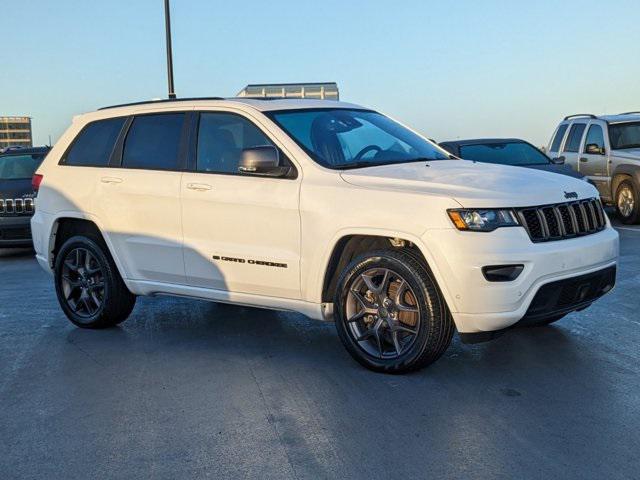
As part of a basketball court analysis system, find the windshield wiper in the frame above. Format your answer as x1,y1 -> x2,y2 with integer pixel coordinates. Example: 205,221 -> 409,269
333,161 -> 378,170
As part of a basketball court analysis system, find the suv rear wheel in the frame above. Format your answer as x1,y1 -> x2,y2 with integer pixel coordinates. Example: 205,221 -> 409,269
615,179 -> 640,224
334,250 -> 453,373
54,235 -> 136,328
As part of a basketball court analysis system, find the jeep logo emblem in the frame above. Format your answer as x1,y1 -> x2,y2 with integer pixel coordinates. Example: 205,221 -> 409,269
564,191 -> 578,199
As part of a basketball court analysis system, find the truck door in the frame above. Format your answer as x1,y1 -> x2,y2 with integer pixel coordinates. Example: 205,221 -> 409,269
561,122 -> 587,172
579,122 -> 610,197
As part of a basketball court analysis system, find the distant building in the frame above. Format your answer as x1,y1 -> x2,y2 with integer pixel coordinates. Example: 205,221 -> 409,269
0,116 -> 33,149
237,82 -> 339,100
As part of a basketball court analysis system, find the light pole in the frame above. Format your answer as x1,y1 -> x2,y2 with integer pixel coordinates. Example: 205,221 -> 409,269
164,0 -> 176,99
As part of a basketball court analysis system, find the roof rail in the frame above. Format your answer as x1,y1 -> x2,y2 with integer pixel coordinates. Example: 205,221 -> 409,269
98,97 -> 225,111
563,113 -> 597,120
619,111 -> 640,115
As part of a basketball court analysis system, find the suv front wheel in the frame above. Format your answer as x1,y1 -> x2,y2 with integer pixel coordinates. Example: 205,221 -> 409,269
615,179 -> 640,224
334,250 -> 454,373
54,235 -> 136,328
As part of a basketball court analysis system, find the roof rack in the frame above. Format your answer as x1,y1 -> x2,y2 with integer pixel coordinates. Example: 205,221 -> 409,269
563,113 -> 597,120
98,97 -> 225,111
619,111 -> 640,115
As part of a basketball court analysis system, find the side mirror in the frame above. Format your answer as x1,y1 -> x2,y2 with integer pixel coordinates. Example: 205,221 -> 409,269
238,146 -> 290,177
551,156 -> 565,164
585,143 -> 605,155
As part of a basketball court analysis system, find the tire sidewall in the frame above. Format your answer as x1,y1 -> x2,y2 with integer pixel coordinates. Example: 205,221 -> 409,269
334,252 -> 441,372
616,180 -> 640,224
54,235 -> 114,328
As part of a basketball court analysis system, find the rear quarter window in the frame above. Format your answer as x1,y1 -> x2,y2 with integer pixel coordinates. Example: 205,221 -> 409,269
63,117 -> 127,166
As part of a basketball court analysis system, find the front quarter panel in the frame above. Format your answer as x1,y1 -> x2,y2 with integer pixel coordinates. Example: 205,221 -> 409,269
300,170 -> 460,305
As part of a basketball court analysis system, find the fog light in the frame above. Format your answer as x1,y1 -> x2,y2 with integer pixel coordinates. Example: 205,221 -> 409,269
482,264 -> 524,282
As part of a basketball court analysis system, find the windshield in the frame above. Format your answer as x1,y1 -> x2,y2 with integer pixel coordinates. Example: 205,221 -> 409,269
609,122 -> 640,150
0,153 -> 45,180
459,141 -> 550,166
267,109 -> 449,169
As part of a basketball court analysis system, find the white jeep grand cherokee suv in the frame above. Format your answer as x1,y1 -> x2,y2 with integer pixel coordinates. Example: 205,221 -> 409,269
31,98 -> 619,372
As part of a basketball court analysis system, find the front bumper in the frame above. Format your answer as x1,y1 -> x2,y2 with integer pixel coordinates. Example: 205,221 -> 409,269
422,225 -> 619,333
0,215 -> 33,246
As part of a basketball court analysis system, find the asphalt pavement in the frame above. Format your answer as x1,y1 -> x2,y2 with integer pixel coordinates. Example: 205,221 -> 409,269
1,220 -> 639,479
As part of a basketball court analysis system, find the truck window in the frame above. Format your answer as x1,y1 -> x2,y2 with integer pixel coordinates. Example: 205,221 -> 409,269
584,125 -> 605,151
563,123 -> 586,152
550,124 -> 568,152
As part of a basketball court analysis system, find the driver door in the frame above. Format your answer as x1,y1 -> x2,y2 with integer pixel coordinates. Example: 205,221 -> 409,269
180,111 -> 302,299
580,122 -> 609,197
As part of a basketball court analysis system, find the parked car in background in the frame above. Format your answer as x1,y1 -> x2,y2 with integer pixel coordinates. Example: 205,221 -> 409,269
439,138 -> 585,180
0,146 -> 49,247
547,112 -> 640,224
31,98 -> 617,373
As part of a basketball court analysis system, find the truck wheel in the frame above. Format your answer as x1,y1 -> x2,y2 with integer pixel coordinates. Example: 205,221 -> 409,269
334,250 -> 453,373
54,235 -> 136,328
615,179 -> 640,224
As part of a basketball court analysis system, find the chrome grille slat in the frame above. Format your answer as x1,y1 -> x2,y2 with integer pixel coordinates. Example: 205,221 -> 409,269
0,197 -> 36,216
516,198 -> 606,243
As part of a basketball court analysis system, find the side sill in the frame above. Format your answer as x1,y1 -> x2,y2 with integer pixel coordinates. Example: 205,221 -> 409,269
126,279 -> 328,321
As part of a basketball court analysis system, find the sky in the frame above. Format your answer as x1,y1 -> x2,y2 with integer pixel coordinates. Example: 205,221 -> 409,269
2,0 -> 639,147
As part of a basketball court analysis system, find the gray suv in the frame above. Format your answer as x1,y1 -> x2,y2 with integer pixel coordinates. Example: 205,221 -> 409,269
547,112 -> 640,224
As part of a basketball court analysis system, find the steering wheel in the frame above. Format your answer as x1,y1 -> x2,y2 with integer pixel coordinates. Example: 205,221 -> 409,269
354,145 -> 382,161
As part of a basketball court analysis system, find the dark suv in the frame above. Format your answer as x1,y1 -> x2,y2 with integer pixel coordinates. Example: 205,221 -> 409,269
0,147 -> 50,247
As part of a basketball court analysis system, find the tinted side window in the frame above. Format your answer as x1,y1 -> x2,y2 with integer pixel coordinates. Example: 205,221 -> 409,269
563,123 -> 586,152
122,114 -> 185,170
550,124 -> 568,152
65,117 -> 126,166
196,113 -> 275,173
584,124 -> 605,150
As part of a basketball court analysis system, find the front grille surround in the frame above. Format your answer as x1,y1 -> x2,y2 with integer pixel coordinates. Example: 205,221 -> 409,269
516,198 -> 606,242
0,198 -> 35,216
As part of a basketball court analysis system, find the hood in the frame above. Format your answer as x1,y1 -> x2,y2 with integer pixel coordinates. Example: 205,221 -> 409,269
339,160 -> 598,208
522,163 -> 585,179
612,148 -> 640,161
0,178 -> 36,200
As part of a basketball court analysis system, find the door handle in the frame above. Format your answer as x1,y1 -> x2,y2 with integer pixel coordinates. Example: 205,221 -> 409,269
101,176 -> 123,184
186,182 -> 212,191
579,157 -> 588,163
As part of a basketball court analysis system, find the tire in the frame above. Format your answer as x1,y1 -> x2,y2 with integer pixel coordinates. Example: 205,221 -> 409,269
334,249 -> 454,373
615,179 -> 640,224
54,234 -> 136,328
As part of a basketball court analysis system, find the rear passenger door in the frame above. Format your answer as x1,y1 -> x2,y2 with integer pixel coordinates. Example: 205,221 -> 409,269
93,112 -> 188,284
561,122 -> 587,171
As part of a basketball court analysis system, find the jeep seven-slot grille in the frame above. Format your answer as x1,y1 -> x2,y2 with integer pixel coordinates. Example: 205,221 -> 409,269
0,198 -> 35,215
516,198 -> 606,242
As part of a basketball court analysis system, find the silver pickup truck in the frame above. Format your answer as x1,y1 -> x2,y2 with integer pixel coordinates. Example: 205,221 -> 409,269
547,112 -> 640,224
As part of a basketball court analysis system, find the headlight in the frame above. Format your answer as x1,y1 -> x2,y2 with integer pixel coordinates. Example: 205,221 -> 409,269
447,209 -> 519,232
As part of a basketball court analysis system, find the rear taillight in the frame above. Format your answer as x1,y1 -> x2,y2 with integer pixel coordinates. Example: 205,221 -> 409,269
32,174 -> 43,192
